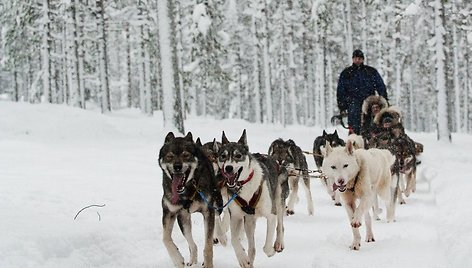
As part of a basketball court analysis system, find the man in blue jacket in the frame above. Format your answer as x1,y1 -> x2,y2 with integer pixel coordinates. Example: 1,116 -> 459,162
337,49 -> 388,134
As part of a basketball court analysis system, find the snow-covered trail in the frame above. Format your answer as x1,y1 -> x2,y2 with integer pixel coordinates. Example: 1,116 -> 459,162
1,102 -> 467,267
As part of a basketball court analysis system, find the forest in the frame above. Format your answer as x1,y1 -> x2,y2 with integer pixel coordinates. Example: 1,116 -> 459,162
0,0 -> 471,140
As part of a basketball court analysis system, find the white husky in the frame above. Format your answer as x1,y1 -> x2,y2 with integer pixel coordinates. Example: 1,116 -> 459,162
322,140 -> 395,250
346,133 -> 365,150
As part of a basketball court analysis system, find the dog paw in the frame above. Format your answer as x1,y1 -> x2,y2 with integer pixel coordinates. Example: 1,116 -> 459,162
335,202 -> 342,206
263,245 -> 276,257
349,242 -> 361,250
186,260 -> 197,267
366,236 -> 375,242
351,220 -> 362,228
404,190 -> 411,197
201,262 -> 214,268
274,242 -> 284,253
400,200 -> 406,205
238,260 -> 252,268
286,209 -> 295,216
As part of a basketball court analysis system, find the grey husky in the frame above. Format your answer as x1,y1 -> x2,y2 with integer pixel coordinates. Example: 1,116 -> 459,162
268,138 -> 313,215
158,132 -> 224,268
218,130 -> 286,268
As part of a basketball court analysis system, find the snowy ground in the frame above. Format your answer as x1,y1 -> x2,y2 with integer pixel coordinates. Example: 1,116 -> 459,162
1,102 -> 471,268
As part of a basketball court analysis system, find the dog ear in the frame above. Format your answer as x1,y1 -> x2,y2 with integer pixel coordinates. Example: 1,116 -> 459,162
212,138 -> 219,152
288,147 -> 294,159
324,141 -> 332,156
165,132 -> 175,143
334,130 -> 338,137
345,140 -> 354,155
195,137 -> 203,147
184,132 -> 193,142
222,131 -> 229,144
323,130 -> 327,136
268,144 -> 274,156
238,129 -> 247,146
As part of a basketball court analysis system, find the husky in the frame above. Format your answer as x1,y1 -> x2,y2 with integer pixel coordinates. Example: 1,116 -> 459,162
158,132 -> 224,268
390,134 -> 417,205
313,130 -> 345,206
370,107 -> 420,204
196,137 -> 231,246
268,138 -> 313,215
322,140 -> 395,250
218,130 -> 286,268
346,133 -> 365,150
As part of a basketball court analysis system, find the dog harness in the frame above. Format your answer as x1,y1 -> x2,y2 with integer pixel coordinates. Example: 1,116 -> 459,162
347,175 -> 360,192
233,181 -> 264,215
177,183 -> 199,210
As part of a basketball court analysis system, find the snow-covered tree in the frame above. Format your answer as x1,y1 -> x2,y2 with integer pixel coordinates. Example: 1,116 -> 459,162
158,0 -> 184,133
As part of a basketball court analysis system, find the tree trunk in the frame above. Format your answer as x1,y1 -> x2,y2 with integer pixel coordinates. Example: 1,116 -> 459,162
125,23 -> 132,108
262,1 -> 272,124
71,0 -> 83,108
41,0 -> 52,103
434,0 -> 451,141
157,0 -> 185,134
13,68 -> 19,102
138,23 -> 146,113
97,0 -> 111,113
251,15 -> 261,123
344,0 -> 353,61
452,0 -> 461,132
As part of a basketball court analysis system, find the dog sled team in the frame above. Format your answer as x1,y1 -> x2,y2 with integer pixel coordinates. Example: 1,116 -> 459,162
157,101 -> 423,267
157,49 -> 424,267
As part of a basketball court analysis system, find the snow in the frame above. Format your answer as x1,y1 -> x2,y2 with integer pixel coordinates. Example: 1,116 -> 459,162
1,101 -> 472,267
404,2 -> 421,16
192,3 -> 212,36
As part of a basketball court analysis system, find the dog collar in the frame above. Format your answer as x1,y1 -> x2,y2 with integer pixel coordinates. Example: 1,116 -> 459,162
238,170 -> 255,186
347,174 -> 360,192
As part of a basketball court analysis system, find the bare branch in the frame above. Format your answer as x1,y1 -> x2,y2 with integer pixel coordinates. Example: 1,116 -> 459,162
74,204 -> 106,220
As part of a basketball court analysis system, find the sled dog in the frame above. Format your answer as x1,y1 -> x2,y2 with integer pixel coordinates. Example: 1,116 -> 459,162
313,130 -> 345,206
218,130 -> 286,268
159,132 -> 224,268
195,137 -> 231,246
268,138 -> 313,215
390,134 -> 417,205
322,141 -> 395,250
346,133 -> 365,150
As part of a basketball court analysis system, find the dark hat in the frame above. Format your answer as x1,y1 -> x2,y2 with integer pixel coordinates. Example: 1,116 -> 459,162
352,49 -> 364,58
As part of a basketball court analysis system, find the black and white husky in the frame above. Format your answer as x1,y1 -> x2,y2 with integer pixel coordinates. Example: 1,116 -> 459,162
218,130 -> 286,268
158,132 -> 224,268
313,130 -> 345,206
268,138 -> 313,215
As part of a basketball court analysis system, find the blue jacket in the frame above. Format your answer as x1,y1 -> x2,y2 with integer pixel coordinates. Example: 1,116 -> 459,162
336,64 -> 387,133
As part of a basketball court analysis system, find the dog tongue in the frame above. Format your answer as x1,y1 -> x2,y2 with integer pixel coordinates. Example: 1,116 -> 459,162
171,173 -> 184,204
226,174 -> 238,185
332,183 -> 339,192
